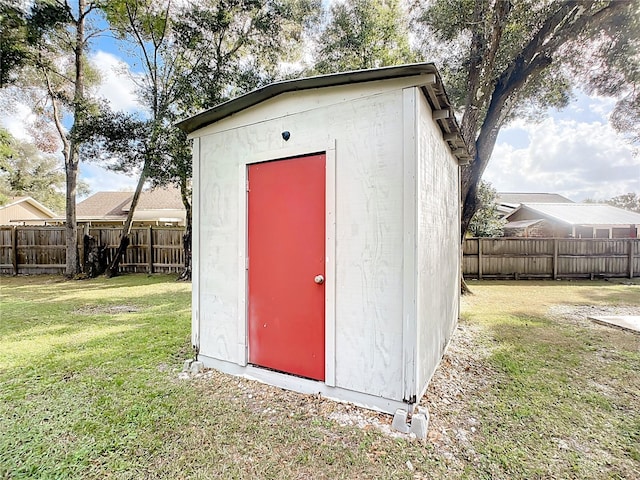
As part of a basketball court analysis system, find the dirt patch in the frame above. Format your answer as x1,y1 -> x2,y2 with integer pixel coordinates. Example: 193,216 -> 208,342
179,368 -> 406,437
418,323 -> 496,467
173,299 -> 639,477
75,305 -> 141,315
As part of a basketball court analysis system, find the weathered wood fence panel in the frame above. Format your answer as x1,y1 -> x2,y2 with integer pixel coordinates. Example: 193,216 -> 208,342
4,229 -> 636,279
464,238 -> 639,280
0,226 -> 184,275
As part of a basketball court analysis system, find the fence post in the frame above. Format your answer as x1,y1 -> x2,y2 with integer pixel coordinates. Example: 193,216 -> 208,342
147,225 -> 154,274
11,226 -> 18,275
629,239 -> 635,279
478,238 -> 483,280
553,238 -> 559,280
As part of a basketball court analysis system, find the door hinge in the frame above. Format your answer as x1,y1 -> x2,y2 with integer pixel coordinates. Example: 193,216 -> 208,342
246,179 -> 250,192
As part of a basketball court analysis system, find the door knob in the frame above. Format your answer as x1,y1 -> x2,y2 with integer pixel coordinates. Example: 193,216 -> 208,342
314,275 -> 325,284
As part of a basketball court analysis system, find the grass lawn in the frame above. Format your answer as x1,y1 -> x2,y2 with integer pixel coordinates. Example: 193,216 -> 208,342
1,275 -> 638,479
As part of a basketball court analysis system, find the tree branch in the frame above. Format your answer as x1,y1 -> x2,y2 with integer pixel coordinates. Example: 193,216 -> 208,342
42,67 -> 69,163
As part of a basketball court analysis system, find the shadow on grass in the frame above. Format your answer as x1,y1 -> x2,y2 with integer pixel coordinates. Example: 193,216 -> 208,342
1,276 -> 190,339
1,322 -> 143,368
575,287 -> 640,306
1,274 -> 185,306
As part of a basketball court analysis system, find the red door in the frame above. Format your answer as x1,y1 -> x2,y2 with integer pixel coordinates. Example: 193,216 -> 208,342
247,154 -> 326,381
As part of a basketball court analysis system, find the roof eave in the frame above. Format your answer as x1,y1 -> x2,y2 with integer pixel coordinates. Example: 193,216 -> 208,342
176,63 -> 472,164
1,196 -> 57,218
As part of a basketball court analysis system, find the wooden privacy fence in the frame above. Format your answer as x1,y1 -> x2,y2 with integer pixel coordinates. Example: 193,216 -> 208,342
0,226 -> 185,275
463,237 -> 639,280
3,228 -> 638,279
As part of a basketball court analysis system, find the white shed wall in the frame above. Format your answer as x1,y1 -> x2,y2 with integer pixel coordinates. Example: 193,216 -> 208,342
415,89 -> 461,394
191,77 -> 460,410
193,78 -> 425,401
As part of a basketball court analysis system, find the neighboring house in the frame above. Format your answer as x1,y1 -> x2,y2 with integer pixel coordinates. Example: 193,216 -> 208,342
505,203 -> 640,238
0,196 -> 57,225
74,187 -> 186,226
179,63 -> 466,418
497,192 -> 574,218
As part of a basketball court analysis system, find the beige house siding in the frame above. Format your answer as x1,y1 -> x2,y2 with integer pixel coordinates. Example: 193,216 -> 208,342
0,199 -> 57,225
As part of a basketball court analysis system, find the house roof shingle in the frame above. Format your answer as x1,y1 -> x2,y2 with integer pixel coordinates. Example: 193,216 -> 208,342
76,191 -> 133,218
77,187 -> 184,220
125,186 -> 183,210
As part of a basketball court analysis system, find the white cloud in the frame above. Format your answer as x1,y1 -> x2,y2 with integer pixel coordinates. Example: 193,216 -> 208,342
587,96 -> 617,118
80,163 -> 139,197
1,50 -> 141,140
91,50 -> 141,113
485,117 -> 640,201
0,92 -> 37,140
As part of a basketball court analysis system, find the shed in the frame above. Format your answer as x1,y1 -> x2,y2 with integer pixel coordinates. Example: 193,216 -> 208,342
177,63 -> 470,414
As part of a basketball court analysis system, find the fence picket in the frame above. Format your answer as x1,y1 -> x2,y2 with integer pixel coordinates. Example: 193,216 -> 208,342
463,237 -> 639,279
0,226 -> 185,275
2,228 -> 636,279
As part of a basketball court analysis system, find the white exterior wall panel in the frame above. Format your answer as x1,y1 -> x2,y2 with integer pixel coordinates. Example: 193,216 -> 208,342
195,81 -> 408,399
332,93 -> 405,400
415,90 -> 460,394
197,134 -> 242,362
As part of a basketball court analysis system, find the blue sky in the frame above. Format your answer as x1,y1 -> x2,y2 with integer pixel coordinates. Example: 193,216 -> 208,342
2,4 -> 638,202
81,51 -> 640,202
485,92 -> 639,201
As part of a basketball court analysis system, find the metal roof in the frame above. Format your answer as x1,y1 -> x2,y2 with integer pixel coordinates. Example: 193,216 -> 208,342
509,203 -> 640,226
176,63 -> 471,163
504,219 -> 545,229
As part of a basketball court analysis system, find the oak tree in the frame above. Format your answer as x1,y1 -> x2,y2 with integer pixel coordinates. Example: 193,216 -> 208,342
0,127 -> 91,212
413,0 -> 639,238
314,0 -> 415,74
467,180 -> 505,237
606,192 -> 640,213
12,0 -> 103,276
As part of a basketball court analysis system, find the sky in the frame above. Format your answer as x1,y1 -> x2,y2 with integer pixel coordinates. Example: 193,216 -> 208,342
1,11 -> 638,203
74,61 -> 640,202
484,92 -> 639,202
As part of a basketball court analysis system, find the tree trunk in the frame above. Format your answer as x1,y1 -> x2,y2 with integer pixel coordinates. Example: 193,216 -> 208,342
177,178 -> 192,282
105,161 -> 149,277
83,234 -> 107,278
64,0 -> 87,278
64,153 -> 79,277
177,223 -> 192,282
461,276 -> 473,295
